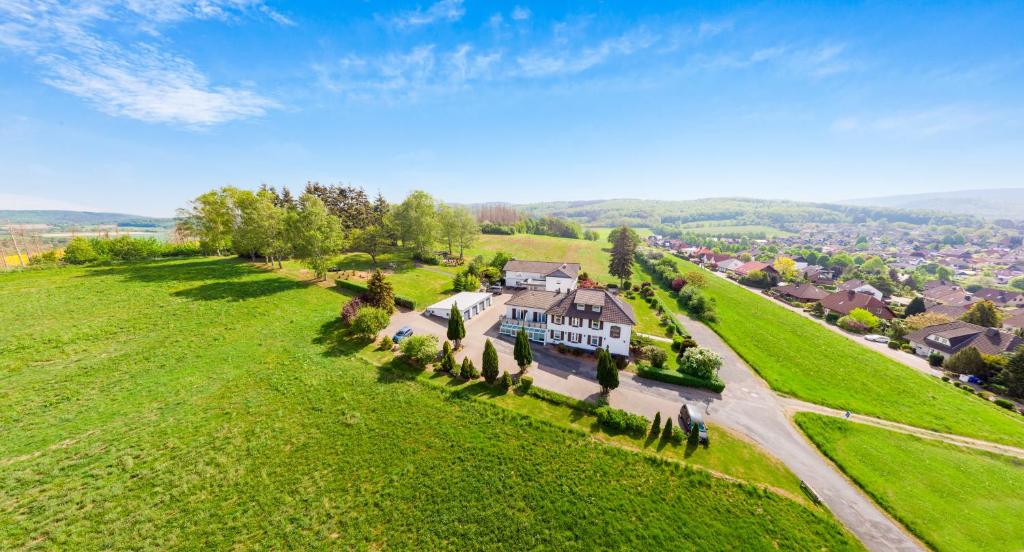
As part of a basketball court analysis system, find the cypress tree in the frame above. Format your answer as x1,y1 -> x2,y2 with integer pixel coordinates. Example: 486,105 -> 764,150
595,349 -> 619,393
650,412 -> 662,437
460,357 -> 479,379
482,338 -> 500,384
661,417 -> 674,442
513,328 -> 533,372
447,303 -> 466,349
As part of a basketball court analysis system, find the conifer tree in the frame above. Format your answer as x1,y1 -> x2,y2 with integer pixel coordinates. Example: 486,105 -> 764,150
482,339 -> 500,383
650,412 -> 662,437
662,417 -> 674,442
513,328 -> 533,372
366,269 -> 395,314
447,303 -> 466,349
595,349 -> 619,393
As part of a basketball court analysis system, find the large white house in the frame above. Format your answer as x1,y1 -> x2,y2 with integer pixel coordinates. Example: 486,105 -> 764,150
503,260 -> 581,293
424,292 -> 493,320
499,287 -> 637,357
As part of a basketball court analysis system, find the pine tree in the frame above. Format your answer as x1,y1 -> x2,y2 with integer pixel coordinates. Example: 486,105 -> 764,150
1001,347 -> 1024,398
366,269 -> 395,314
447,303 -> 466,349
595,349 -> 619,393
482,339 -> 500,384
438,341 -> 456,373
661,417 -> 674,442
460,357 -> 479,379
608,225 -> 638,286
513,328 -> 533,372
650,412 -> 662,437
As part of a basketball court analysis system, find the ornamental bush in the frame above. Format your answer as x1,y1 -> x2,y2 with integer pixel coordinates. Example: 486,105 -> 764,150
518,375 -> 533,392
644,346 -> 668,369
928,352 -> 945,367
499,371 -> 514,390
401,335 -> 439,366
350,306 -> 390,341
595,406 -> 648,437
678,347 -> 722,380
460,357 -> 480,379
837,316 -> 869,333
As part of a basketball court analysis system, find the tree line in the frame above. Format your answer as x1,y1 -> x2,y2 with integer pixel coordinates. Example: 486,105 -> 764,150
177,183 -> 481,278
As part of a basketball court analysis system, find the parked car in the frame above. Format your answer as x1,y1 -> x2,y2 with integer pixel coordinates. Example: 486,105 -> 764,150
864,334 -> 890,344
487,285 -> 503,295
958,374 -> 982,384
392,326 -> 413,343
679,404 -> 709,445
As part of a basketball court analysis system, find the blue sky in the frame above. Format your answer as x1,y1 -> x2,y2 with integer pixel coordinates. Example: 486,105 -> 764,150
1,1 -> 1022,217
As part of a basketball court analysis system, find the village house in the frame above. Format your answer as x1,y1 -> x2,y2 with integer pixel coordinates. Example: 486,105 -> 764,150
838,279 -> 884,300
733,260 -> 778,277
503,260 -> 581,293
820,290 -> 895,320
907,321 -> 1024,359
775,282 -> 829,303
499,287 -> 637,356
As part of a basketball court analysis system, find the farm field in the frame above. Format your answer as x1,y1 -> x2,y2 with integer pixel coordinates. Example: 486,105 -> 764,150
0,259 -> 858,550
796,413 -> 1024,552
653,256 -> 1024,447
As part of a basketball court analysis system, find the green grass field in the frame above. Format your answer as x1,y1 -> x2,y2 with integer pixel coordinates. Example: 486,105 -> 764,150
649,256 -> 1024,447
796,414 -> 1024,552
466,234 -> 615,282
0,259 -> 859,549
621,293 -> 667,336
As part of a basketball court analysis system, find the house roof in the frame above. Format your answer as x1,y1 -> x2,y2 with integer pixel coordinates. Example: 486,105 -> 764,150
426,292 -> 492,312
776,283 -> 829,301
1004,312 -> 1024,329
925,303 -> 970,318
820,290 -> 895,319
908,321 -> 1024,356
734,261 -> 776,275
547,288 -> 638,326
972,287 -> 1022,305
503,260 -> 581,280
505,290 -> 564,311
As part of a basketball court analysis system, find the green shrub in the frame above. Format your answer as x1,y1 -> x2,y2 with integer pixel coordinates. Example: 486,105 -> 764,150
460,357 -> 480,379
994,398 -> 1015,410
518,375 -> 533,392
595,406 -> 648,437
887,340 -> 900,349
650,412 -> 662,436
928,352 -> 944,367
636,366 -> 726,393
526,386 -> 598,413
350,306 -> 390,341
642,346 -> 668,369
900,343 -> 914,353
499,371 -> 514,390
63,237 -> 98,264
400,335 -> 439,367
825,312 -> 840,324
678,347 -> 722,380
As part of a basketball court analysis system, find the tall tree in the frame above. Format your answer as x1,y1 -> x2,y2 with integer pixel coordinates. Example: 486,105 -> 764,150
609,224 -> 638,286
303,181 -> 373,231
286,193 -> 344,280
180,187 -> 238,255
482,339 -> 500,384
961,300 -> 1002,328
453,206 -> 480,259
1000,347 -> 1024,398
447,303 -> 466,349
904,296 -> 927,317
392,190 -> 439,258
513,328 -> 533,373
366,269 -> 395,314
595,349 -> 619,393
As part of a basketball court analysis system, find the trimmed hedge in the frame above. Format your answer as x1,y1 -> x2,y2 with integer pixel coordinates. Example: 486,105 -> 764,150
526,386 -> 598,413
595,406 -> 649,437
635,365 -> 726,393
335,278 -> 416,309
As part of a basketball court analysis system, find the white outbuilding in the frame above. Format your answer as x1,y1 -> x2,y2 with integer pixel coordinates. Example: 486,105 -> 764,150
425,292 -> 494,320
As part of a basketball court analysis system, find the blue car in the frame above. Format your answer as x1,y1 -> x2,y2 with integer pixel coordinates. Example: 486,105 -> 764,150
392,326 -> 413,343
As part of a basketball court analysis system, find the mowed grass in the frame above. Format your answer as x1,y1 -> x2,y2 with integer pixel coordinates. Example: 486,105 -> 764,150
0,259 -> 859,550
466,234 -> 615,282
657,256 -> 1024,447
796,413 -> 1024,552
621,292 -> 667,336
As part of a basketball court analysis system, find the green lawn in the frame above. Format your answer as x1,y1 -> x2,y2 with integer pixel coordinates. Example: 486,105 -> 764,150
621,292 -> 668,337
0,259 -> 859,550
650,256 -> 1024,447
466,234 -> 615,283
796,413 -> 1024,552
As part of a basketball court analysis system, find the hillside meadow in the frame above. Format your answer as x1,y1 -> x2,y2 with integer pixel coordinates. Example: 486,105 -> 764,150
797,414 -> 1024,552
651,256 -> 1024,447
0,259 -> 859,550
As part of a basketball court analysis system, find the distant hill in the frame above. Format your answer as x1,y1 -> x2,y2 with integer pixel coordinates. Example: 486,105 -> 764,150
0,210 -> 175,229
844,188 -> 1024,220
502,197 -> 979,229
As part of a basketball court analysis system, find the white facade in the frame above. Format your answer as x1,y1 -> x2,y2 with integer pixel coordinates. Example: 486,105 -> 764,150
500,305 -> 633,356
504,270 -> 577,293
425,292 -> 493,320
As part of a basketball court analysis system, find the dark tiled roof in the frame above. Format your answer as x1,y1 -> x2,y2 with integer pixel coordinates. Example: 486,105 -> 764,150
547,288 -> 637,326
973,287 -> 1022,305
908,321 -> 1024,356
776,283 -> 829,301
506,290 -> 563,310
503,260 -> 581,279
926,304 -> 970,318
820,291 -> 895,320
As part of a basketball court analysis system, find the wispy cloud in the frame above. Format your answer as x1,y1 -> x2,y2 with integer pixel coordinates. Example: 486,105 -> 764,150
0,0 -> 287,127
515,27 -> 657,77
388,0 -> 465,29
511,6 -> 531,21
831,105 -> 998,137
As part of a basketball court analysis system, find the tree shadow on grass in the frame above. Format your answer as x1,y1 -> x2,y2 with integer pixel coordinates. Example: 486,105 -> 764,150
376,358 -> 424,384
171,278 -> 306,302
83,257 -> 263,283
450,380 -> 506,401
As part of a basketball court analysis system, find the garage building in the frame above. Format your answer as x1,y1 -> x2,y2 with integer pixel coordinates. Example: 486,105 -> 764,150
425,292 -> 493,320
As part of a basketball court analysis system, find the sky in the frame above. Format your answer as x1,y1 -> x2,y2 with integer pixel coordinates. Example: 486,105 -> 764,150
0,1 -> 1022,217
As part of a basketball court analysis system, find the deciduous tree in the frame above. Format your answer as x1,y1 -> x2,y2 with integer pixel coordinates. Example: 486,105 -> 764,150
286,193 -> 344,280
961,300 -> 1002,328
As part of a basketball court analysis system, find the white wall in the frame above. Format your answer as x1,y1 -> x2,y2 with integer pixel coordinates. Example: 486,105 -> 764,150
504,271 -> 541,288
544,276 -> 577,293
546,317 -> 632,356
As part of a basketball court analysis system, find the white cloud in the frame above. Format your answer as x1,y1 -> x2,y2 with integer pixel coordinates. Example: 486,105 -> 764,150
0,0 -> 285,127
790,43 -> 851,77
389,0 -> 465,29
516,28 -> 657,77
511,6 -> 531,21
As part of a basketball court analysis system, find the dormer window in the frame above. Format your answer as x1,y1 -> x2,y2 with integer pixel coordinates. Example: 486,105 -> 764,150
575,303 -> 585,310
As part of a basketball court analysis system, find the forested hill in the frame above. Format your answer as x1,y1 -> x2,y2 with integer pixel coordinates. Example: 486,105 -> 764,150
844,188 -> 1024,220
0,210 -> 174,228
505,198 -> 980,228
